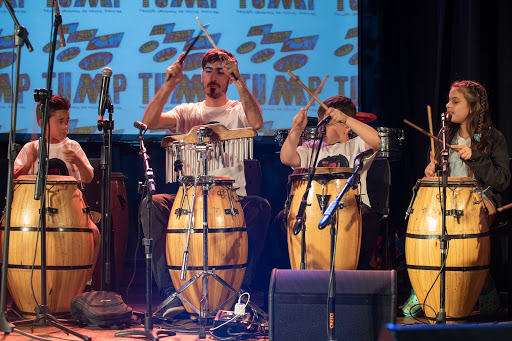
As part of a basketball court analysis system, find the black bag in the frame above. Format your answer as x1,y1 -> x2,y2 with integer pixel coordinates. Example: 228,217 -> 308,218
70,291 -> 133,328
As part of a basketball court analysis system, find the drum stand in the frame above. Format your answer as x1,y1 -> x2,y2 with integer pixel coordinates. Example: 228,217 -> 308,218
435,112 -> 450,324
155,126 -> 266,339
115,125 -> 176,340
0,2 -> 91,340
318,152 -> 366,341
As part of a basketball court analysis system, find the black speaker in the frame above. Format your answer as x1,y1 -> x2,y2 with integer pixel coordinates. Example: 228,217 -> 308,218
268,269 -> 397,341
379,323 -> 512,341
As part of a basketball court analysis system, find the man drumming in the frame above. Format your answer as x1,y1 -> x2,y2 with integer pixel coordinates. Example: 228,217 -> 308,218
140,48 -> 271,316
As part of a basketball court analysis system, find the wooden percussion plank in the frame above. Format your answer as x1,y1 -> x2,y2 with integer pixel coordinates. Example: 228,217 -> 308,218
161,123 -> 257,147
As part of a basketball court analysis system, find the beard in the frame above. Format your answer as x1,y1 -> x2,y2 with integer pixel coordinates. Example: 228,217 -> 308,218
204,81 -> 228,100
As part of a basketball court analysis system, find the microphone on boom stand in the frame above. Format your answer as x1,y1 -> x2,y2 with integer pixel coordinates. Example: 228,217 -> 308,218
318,148 -> 374,230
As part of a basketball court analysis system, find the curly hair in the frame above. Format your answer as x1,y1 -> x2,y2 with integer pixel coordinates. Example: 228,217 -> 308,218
201,48 -> 236,69
434,80 -> 493,159
36,95 -> 71,122
317,95 -> 357,120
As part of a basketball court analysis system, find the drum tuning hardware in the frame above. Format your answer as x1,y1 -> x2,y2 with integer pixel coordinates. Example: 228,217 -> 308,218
446,209 -> 463,223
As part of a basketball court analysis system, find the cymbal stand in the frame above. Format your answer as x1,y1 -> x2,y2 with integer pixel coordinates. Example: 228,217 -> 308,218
155,127 -> 267,339
318,153 -> 365,341
292,127 -> 327,269
115,125 -> 175,340
436,112 -> 450,324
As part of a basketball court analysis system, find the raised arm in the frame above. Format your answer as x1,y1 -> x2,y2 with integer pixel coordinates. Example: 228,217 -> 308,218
328,108 -> 381,152
219,51 -> 263,129
280,108 -> 308,168
142,53 -> 185,130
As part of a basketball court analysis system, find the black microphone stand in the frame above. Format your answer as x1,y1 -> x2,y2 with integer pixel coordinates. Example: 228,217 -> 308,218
436,112 -> 449,324
115,127 -> 175,340
292,127 -> 327,269
0,0 -> 33,336
318,156 -> 364,341
0,2 -> 90,340
97,96 -> 114,291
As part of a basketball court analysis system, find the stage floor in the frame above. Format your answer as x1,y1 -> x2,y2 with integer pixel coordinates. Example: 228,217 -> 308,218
1,286 -> 512,341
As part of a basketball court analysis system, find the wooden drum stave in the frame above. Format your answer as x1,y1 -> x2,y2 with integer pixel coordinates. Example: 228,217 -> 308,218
166,177 -> 248,314
0,175 -> 94,318
287,167 -> 362,270
405,177 -> 490,321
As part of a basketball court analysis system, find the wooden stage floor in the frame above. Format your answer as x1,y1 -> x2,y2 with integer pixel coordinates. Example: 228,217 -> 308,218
1,285 -> 512,341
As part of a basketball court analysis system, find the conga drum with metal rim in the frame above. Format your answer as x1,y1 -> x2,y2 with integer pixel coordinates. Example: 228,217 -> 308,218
0,175 -> 94,318
405,177 -> 490,322
166,177 -> 247,314
287,167 -> 362,270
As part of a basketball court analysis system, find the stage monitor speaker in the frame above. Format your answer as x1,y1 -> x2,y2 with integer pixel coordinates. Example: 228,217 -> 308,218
379,322 -> 512,341
269,269 -> 397,341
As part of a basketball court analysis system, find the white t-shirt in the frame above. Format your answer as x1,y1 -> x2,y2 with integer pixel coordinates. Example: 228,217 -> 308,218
14,137 -> 94,183
165,100 -> 248,196
296,136 -> 376,207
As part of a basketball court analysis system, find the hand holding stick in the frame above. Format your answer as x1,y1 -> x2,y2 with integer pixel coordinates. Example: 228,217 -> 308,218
196,17 -> 242,86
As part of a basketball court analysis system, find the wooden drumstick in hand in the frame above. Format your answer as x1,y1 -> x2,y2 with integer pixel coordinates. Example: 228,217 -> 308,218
427,105 -> 436,159
196,17 -> 242,86
287,70 -> 328,110
304,74 -> 329,111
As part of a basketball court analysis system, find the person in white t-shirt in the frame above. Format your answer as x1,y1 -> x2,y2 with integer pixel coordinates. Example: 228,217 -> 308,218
280,95 -> 382,269
13,95 -> 100,287
139,49 -> 271,316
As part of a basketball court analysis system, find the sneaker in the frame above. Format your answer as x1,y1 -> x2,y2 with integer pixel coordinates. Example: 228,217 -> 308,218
479,281 -> 500,316
402,289 -> 422,317
162,298 -> 186,319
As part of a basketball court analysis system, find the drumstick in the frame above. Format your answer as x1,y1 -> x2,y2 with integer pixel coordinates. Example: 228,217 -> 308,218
166,27 -> 207,82
304,74 -> 329,111
427,105 -> 436,157
497,202 -> 512,213
196,17 -> 242,86
287,70 -> 329,110
404,119 -> 452,148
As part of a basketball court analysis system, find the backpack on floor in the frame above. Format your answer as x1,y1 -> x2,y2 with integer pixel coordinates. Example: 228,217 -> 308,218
70,291 -> 133,328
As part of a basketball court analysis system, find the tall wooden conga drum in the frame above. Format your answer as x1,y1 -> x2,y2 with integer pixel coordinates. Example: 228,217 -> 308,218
0,175 -> 94,318
287,167 -> 362,270
166,177 -> 247,314
82,172 -> 129,290
405,177 -> 490,321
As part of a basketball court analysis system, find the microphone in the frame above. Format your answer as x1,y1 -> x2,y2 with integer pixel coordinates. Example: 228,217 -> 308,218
353,148 -> 374,163
442,112 -> 451,121
54,0 -> 66,47
134,121 -> 148,131
97,67 -> 112,122
316,115 -> 332,130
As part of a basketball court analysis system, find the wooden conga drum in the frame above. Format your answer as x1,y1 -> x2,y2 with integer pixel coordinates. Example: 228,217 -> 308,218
405,177 -> 490,321
0,175 -> 94,318
166,177 -> 247,314
83,172 -> 129,290
287,167 -> 362,270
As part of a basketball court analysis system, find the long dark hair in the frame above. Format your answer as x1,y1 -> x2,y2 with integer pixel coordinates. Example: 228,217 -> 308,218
434,80 -> 493,160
